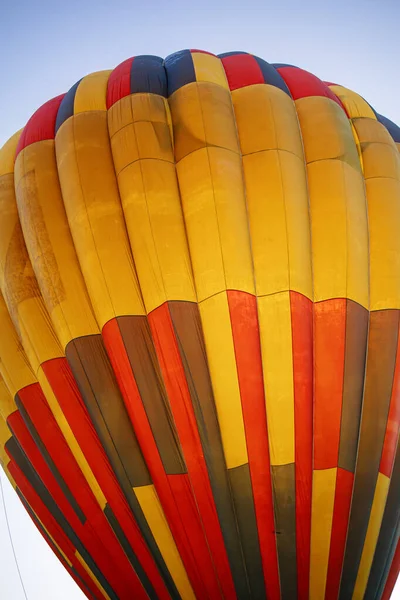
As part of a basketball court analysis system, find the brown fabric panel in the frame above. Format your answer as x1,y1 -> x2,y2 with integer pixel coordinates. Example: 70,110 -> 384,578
228,464 -> 266,600
271,463 -> 297,599
169,300 -> 254,599
14,393 -> 86,524
116,315 -> 186,475
66,335 -> 151,488
365,438 -> 400,600
338,300 -> 369,472
339,309 -> 399,600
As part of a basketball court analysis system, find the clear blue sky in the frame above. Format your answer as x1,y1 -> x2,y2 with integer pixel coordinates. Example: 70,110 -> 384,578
0,0 -> 399,598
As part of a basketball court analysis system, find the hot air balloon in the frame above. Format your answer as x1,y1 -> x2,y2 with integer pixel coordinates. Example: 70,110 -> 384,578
0,50 -> 399,600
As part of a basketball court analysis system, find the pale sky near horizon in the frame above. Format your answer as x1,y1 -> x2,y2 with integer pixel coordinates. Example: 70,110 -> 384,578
0,0 -> 399,598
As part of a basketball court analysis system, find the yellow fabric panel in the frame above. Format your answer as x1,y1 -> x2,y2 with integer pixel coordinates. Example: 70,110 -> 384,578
353,118 -> 400,310
329,85 -> 377,120
76,551 -> 112,600
74,70 -> 112,114
0,415 -> 12,447
258,291 -> 294,465
177,147 -> 254,301
199,292 -> 247,468
309,468 -> 337,600
0,378 -> 16,420
134,484 -> 196,600
296,96 -> 361,172
14,142 -> 99,348
352,473 -> 390,600
56,112 -> 145,327
0,173 -> 63,372
109,94 -> 196,312
232,84 -> 304,157
192,52 -> 229,89
0,131 -> 21,177
307,159 -> 368,307
169,82 -> 239,162
396,142 -> 400,153
0,292 -> 36,397
37,367 -> 107,511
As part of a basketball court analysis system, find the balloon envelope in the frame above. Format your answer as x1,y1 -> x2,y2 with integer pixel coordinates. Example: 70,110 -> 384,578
0,50 -> 399,600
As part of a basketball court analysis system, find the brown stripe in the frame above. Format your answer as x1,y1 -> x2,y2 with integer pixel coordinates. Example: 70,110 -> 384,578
169,300 -> 256,599
116,315 -> 186,475
228,464 -> 266,600
339,309 -> 399,599
365,437 -> 400,599
271,463 -> 297,599
338,300 -> 369,472
66,335 -> 151,488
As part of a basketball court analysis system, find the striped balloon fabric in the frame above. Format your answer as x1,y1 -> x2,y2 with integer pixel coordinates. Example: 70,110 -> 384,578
0,50 -> 400,600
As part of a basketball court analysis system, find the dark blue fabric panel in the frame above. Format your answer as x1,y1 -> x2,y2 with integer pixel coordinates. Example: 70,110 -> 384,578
164,50 -> 196,96
55,79 -> 82,133
377,113 -> 400,143
218,51 -> 248,58
254,56 -> 291,96
272,63 -> 297,69
130,55 -> 167,97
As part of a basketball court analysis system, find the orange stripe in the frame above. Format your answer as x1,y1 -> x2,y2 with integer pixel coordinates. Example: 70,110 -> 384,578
314,299 -> 347,469
291,291 -> 314,600
148,303 -> 237,600
227,290 -> 280,600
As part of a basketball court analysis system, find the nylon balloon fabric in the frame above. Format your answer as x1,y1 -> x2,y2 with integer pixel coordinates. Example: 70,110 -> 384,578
0,50 -> 400,600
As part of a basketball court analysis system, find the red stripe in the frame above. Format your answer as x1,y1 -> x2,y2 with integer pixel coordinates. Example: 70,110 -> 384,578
277,67 -> 347,113
41,357 -> 171,600
106,57 -> 134,109
221,54 -> 264,90
8,460 -> 105,600
291,291 -> 314,600
16,384 -> 149,600
15,95 -> 65,157
102,319 -> 210,599
148,303 -> 237,600
314,299 -> 346,469
227,290 -> 280,599
382,537 -> 400,600
325,468 -> 354,600
380,328 -> 400,477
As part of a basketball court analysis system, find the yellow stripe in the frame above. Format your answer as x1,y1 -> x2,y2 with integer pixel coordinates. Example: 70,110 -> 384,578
76,551 -> 112,600
135,485 -> 196,600
309,468 -> 337,600
108,94 -> 196,313
353,117 -> 400,310
258,291 -> 294,465
0,131 -> 21,177
14,142 -> 99,349
74,71 -> 112,114
232,84 -> 312,299
192,52 -> 229,89
37,367 -> 107,510
352,472 -> 390,599
296,97 -> 369,307
0,378 -> 16,420
56,111 -> 145,327
329,85 -> 377,120
199,292 -> 247,468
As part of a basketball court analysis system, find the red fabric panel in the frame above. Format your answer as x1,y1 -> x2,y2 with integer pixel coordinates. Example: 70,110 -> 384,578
42,357 -> 171,600
17,383 -> 149,600
314,299 -> 347,470
221,54 -> 264,90
102,319 -> 211,599
106,57 -> 134,109
380,328 -> 400,477
277,67 -> 346,111
227,290 -> 280,600
148,303 -> 236,600
290,291 -> 313,600
325,468 -> 354,600
8,460 -> 105,600
382,538 -> 400,600
15,95 -> 65,158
